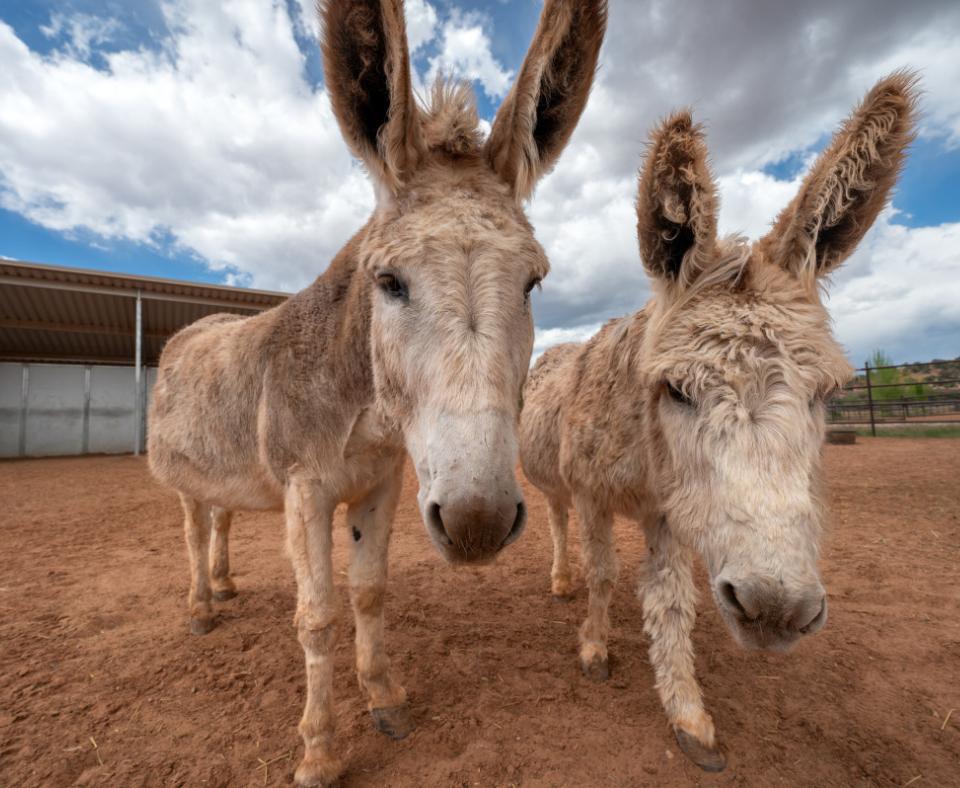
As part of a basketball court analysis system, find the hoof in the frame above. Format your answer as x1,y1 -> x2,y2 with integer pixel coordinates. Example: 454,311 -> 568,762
371,704 -> 415,740
581,655 -> 609,682
295,755 -> 344,787
551,577 -> 577,599
189,616 -> 216,636
674,728 -> 726,772
212,588 -> 237,602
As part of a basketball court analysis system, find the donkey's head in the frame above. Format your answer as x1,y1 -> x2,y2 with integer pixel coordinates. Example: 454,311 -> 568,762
321,0 -> 605,562
637,73 -> 917,650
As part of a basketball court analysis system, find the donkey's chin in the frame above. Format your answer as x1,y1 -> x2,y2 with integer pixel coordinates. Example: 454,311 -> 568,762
714,600 -> 809,654
422,529 -> 509,566
723,615 -> 804,653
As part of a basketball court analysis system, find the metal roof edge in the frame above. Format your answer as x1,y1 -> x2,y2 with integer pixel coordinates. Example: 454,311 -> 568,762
0,258 -> 292,303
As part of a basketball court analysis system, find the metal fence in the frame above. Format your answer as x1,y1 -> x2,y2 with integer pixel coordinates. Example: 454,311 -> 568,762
826,359 -> 960,435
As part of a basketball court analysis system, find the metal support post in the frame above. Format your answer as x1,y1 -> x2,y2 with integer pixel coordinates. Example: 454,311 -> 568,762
134,290 -> 142,455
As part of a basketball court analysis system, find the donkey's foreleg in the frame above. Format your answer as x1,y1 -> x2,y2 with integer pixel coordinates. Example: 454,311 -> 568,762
347,463 -> 412,740
285,476 -> 343,787
640,514 -> 725,772
180,494 -> 215,635
548,497 -> 576,598
574,494 -> 617,681
209,507 -> 237,601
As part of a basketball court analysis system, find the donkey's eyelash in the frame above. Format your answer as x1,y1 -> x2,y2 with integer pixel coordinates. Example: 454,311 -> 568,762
524,276 -> 542,300
664,381 -> 694,407
375,271 -> 409,301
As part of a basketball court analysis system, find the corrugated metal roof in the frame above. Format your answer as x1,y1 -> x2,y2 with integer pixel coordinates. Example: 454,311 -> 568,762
0,259 -> 289,365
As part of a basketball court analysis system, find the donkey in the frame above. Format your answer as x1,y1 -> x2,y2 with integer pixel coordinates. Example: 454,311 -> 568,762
148,1 -> 606,784
519,72 -> 917,771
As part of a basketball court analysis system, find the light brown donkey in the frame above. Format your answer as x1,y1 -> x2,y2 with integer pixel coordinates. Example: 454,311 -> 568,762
519,72 -> 917,771
148,1 -> 606,784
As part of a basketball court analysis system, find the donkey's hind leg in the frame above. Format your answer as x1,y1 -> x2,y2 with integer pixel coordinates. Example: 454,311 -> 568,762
210,507 -> 238,601
180,494 -> 216,635
574,493 -> 617,681
548,497 -> 576,598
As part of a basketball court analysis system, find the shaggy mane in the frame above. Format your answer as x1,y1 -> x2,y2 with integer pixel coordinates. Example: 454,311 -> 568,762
649,234 -> 751,333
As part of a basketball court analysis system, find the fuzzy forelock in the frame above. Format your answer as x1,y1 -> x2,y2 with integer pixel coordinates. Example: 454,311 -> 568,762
419,78 -> 485,157
648,235 -> 752,335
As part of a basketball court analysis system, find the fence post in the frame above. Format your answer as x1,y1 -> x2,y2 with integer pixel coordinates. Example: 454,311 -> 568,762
864,360 -> 876,437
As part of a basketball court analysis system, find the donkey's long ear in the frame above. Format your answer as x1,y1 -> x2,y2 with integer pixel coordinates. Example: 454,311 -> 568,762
321,0 -> 424,194
484,0 -> 607,201
636,111 -> 718,288
758,71 -> 918,282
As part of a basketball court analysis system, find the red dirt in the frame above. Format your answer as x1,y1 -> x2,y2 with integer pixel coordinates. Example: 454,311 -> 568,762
2,438 -> 959,787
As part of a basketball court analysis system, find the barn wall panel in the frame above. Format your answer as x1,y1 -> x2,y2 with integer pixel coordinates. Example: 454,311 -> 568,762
25,364 -> 85,456
0,362 -> 157,458
0,364 -> 23,456
88,366 -> 136,454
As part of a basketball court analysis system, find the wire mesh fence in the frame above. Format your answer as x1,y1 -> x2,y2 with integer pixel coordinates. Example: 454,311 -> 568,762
827,358 -> 960,435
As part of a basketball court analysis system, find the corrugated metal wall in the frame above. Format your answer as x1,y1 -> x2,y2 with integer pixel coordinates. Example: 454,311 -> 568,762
0,362 -> 157,458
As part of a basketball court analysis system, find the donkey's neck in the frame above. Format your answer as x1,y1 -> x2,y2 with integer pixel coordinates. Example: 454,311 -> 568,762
259,225 -> 383,480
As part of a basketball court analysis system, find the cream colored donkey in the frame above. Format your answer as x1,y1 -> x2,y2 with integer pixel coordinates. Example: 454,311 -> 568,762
520,72 -> 917,771
148,1 -> 606,784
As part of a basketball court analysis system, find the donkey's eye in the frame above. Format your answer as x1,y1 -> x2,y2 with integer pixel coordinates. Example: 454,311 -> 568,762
664,381 -> 693,407
524,276 -> 542,302
375,272 -> 408,301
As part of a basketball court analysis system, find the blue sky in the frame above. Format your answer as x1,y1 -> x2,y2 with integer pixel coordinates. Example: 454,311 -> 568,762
1,0 -> 958,363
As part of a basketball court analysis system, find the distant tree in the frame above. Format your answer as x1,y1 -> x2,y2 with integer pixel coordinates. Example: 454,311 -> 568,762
867,349 -> 928,401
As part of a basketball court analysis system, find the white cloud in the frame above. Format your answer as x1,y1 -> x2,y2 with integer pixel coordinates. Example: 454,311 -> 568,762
405,0 -> 439,53
40,12 -> 120,60
290,0 -> 319,39
524,0 -> 960,363
0,0 -> 957,365
426,12 -> 513,100
716,169 -> 803,239
533,322 -> 602,360
0,2 -> 371,292
827,213 -> 960,363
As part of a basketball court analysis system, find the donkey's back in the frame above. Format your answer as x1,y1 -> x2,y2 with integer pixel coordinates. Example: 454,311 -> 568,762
148,309 -> 283,511
520,314 -> 649,503
519,342 -> 580,498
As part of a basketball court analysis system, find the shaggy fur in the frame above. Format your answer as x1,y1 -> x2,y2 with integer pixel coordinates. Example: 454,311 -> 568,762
148,1 -> 605,785
519,72 -> 917,772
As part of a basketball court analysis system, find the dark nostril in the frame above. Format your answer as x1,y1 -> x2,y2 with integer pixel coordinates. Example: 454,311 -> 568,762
719,581 -> 753,620
799,596 -> 828,634
500,502 -> 527,548
426,503 -> 453,547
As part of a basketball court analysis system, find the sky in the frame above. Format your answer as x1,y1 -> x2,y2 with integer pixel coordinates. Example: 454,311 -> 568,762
1,0 -> 958,365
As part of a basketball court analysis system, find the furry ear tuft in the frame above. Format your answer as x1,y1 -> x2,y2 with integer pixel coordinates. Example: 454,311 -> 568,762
484,0 -> 607,201
636,111 -> 719,288
758,70 -> 920,283
320,0 -> 424,194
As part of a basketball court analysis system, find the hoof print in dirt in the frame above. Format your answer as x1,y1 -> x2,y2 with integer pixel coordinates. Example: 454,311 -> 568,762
674,728 -> 726,772
371,705 -> 415,740
189,617 -> 216,636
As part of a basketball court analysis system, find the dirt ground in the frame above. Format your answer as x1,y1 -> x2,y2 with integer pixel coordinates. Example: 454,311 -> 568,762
2,438 -> 958,787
